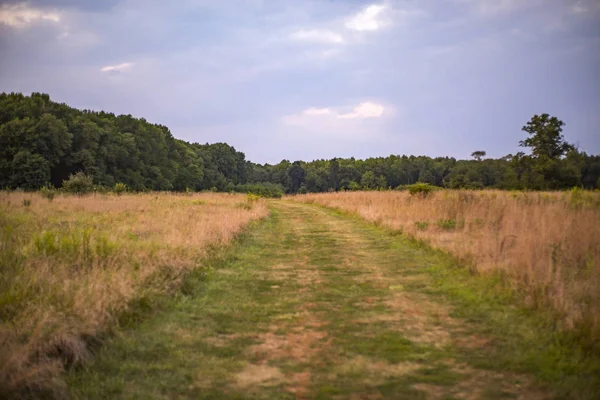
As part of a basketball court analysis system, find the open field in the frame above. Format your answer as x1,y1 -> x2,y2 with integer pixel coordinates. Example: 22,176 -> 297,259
0,192 -> 267,398
290,190 -> 600,343
68,202 -> 598,399
2,192 -> 600,399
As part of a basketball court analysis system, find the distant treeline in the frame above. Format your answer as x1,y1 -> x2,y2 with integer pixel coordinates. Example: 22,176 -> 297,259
1,92 -> 599,195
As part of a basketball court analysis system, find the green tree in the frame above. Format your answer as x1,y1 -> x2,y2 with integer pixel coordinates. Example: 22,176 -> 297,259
519,114 -> 577,189
418,169 -> 435,184
10,150 -> 50,190
471,150 -> 486,161
328,158 -> 340,191
287,161 -> 306,194
520,114 -> 572,159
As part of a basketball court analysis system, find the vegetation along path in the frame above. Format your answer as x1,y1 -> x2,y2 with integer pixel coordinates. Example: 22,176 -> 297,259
69,201 -> 583,399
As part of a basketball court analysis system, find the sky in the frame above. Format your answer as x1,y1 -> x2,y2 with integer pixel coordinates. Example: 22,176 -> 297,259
0,0 -> 599,164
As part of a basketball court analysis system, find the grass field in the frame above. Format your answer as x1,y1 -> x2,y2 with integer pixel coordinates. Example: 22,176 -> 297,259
290,190 -> 600,345
2,190 -> 599,399
68,202 -> 599,399
0,192 -> 267,399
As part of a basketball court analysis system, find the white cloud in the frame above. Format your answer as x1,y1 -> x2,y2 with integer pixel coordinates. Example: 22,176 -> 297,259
303,107 -> 333,116
283,102 -> 386,125
338,102 -> 385,119
290,29 -> 344,44
0,3 -> 60,28
101,62 -> 134,73
345,4 -> 387,31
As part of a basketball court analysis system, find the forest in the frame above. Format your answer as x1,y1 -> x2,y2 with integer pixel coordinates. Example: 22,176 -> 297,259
1,92 -> 599,195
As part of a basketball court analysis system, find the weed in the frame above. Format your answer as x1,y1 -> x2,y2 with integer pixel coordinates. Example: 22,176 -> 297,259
414,221 -> 429,231
40,186 -> 56,201
436,219 -> 457,230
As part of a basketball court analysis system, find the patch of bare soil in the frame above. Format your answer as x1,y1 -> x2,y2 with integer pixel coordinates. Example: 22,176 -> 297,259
234,364 -> 284,388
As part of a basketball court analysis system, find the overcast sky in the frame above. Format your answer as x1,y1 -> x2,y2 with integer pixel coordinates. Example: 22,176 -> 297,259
1,0 -> 599,164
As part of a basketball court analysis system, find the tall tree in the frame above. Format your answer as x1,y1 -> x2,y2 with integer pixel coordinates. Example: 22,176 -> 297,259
287,161 -> 306,194
520,114 -> 572,159
519,114 -> 578,188
471,150 -> 486,161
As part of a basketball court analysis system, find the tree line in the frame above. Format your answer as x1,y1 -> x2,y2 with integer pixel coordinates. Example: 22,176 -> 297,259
1,92 -> 599,195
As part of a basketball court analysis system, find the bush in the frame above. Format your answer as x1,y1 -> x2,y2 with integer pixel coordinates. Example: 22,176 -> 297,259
113,182 -> 128,195
62,172 -> 94,195
246,193 -> 261,203
407,183 -> 436,196
414,221 -> 429,230
436,219 -> 457,230
234,182 -> 284,199
40,185 -> 56,201
348,181 -> 361,191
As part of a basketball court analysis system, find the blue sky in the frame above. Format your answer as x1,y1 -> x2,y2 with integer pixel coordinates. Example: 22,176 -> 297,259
1,0 -> 599,164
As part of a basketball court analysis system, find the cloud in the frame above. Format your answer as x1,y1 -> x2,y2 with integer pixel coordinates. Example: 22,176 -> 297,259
283,102 -> 386,125
303,107 -> 333,116
290,29 -> 344,44
338,102 -> 384,119
345,4 -> 387,31
0,2 -> 60,27
570,1 -> 597,14
100,62 -> 133,73
462,0 -> 541,16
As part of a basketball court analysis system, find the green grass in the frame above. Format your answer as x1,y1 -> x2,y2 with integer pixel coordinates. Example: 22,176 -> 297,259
68,201 -> 599,399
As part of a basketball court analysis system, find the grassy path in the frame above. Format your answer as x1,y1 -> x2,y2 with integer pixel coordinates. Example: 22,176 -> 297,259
69,201 -> 561,399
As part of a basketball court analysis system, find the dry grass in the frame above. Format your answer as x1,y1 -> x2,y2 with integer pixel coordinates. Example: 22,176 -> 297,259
290,190 -> 600,341
0,191 -> 267,399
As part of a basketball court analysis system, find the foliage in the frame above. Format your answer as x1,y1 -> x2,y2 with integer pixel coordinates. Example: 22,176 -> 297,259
407,183 -> 436,196
414,221 -> 429,230
62,172 -> 94,195
471,150 -> 486,161
113,182 -> 128,195
40,185 -> 55,201
234,182 -> 284,198
1,93 -> 599,193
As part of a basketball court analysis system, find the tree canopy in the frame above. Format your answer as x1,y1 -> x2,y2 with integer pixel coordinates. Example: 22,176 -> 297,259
1,93 -> 599,194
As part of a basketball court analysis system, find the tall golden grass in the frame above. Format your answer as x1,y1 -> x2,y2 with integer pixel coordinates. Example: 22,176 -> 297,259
0,192 -> 267,399
291,190 -> 600,341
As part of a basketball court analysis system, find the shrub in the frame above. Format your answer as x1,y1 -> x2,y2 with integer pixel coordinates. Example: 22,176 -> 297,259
234,182 -> 284,199
348,181 -> 361,191
246,193 -> 261,203
414,221 -> 429,230
436,219 -> 457,230
113,182 -> 128,195
62,172 -> 94,195
407,183 -> 436,196
40,185 -> 55,201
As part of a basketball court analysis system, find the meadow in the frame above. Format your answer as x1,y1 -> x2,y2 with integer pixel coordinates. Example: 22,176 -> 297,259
0,192 -> 267,398
3,188 -> 600,399
290,189 -> 600,344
